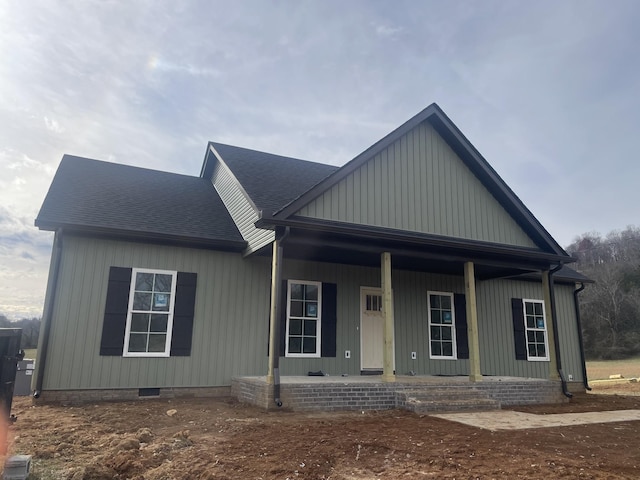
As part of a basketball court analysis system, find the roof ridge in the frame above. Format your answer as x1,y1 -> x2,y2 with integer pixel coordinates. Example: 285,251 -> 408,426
209,142 -> 340,169
61,154 -> 202,180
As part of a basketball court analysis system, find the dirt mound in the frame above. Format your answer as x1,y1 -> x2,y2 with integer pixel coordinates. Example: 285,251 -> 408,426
5,384 -> 640,479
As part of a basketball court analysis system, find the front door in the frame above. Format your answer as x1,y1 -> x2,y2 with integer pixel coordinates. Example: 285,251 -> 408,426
360,288 -> 384,371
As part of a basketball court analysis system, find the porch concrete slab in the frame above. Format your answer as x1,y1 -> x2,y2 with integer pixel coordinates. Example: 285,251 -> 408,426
431,409 -> 640,431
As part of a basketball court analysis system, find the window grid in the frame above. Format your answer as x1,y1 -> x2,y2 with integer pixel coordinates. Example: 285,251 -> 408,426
523,299 -> 549,361
124,268 -> 176,357
428,291 -> 456,359
286,280 -> 322,357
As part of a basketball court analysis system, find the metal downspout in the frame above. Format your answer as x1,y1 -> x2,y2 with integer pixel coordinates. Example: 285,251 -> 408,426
33,229 -> 64,398
272,227 -> 290,408
549,263 -> 572,398
573,282 -> 591,391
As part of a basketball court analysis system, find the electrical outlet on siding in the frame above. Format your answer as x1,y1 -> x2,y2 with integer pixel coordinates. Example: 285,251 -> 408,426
345,350 -> 351,359
568,374 -> 573,381
411,352 -> 417,360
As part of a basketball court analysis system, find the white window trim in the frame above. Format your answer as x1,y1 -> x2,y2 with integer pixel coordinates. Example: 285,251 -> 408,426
522,298 -> 550,362
427,290 -> 457,360
285,279 -> 322,358
123,268 -> 177,358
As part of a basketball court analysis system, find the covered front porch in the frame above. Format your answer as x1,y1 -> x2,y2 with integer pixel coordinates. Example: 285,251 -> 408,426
251,221 -> 584,411
232,375 -> 567,412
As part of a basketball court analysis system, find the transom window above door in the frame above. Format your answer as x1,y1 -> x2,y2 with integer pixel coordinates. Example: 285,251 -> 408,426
365,294 -> 382,312
428,291 -> 457,359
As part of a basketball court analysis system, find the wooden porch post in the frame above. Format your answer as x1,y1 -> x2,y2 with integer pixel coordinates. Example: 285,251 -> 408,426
266,239 -> 281,385
464,262 -> 482,382
542,270 -> 560,380
381,252 -> 395,382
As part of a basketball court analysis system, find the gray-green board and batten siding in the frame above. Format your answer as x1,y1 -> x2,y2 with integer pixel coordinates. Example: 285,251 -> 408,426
296,122 -> 538,249
38,234 -> 583,393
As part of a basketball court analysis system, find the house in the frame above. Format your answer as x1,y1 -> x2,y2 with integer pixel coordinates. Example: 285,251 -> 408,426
34,104 -> 591,410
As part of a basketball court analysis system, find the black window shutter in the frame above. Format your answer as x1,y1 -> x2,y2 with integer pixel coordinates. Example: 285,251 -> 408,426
100,267 -> 132,356
511,298 -> 527,360
170,272 -> 198,356
321,283 -> 338,357
279,279 -> 288,357
454,293 -> 469,359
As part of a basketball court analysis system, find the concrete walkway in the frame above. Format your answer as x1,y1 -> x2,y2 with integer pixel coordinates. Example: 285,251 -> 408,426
431,409 -> 640,431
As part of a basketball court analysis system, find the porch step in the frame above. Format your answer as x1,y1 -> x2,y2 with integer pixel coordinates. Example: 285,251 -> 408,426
399,387 -> 500,413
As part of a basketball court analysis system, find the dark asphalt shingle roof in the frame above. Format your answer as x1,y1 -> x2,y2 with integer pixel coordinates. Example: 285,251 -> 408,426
36,155 -> 245,246
210,143 -> 339,212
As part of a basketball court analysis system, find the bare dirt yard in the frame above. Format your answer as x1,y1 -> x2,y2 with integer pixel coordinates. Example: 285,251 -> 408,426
4,383 -> 640,480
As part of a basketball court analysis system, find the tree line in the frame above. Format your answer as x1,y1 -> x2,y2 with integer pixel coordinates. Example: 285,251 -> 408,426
566,226 -> 640,359
0,314 -> 40,349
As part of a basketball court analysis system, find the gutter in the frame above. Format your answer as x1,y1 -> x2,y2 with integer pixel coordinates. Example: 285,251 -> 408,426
33,229 -> 64,398
272,227 -> 290,408
573,282 -> 591,391
548,263 -> 573,398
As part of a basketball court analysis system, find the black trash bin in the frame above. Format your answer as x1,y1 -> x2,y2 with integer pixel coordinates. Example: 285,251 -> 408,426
0,329 -> 23,421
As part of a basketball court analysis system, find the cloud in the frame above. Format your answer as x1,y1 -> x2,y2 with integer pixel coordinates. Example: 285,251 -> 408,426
372,22 -> 403,38
44,116 -> 64,133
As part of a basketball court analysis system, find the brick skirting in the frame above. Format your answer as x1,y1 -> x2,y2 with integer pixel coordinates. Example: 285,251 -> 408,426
232,376 -> 571,412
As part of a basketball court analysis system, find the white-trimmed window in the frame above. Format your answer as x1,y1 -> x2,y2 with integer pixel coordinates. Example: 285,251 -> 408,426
523,299 -> 549,361
428,291 -> 456,359
124,268 -> 177,357
286,280 -> 322,357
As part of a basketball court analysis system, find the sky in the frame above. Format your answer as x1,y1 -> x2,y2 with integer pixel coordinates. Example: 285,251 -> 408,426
1,0 -> 639,320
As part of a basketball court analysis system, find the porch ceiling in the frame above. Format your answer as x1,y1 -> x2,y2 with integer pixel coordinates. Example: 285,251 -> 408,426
272,228 -> 556,280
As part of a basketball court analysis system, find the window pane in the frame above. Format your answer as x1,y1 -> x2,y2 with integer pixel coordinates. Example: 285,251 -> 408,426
305,285 -> 318,301
128,333 -> 147,352
442,342 -> 453,357
536,331 -> 545,343
290,283 -> 303,300
303,319 -> 316,336
289,337 -> 302,353
527,330 -> 536,343
441,295 -> 451,310
535,316 -> 545,329
305,302 -> 318,318
528,344 -> 537,357
154,274 -> 172,293
148,334 -> 167,352
431,341 -> 442,356
289,319 -> 302,335
431,310 -> 442,324
135,273 -> 154,291
430,326 -> 441,340
302,337 -> 316,354
150,314 -> 168,333
537,343 -> 546,357
152,293 -> 170,311
430,295 -> 440,309
442,326 -> 452,341
131,313 -> 149,332
442,311 -> 453,324
290,300 -> 303,317
366,295 -> 371,311
526,316 -> 535,329
534,302 -> 543,316
525,302 -> 534,315
133,292 -> 152,311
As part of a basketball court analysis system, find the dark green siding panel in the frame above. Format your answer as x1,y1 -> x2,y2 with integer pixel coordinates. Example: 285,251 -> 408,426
44,238 -> 583,389
297,122 -> 537,248
44,235 -> 271,390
